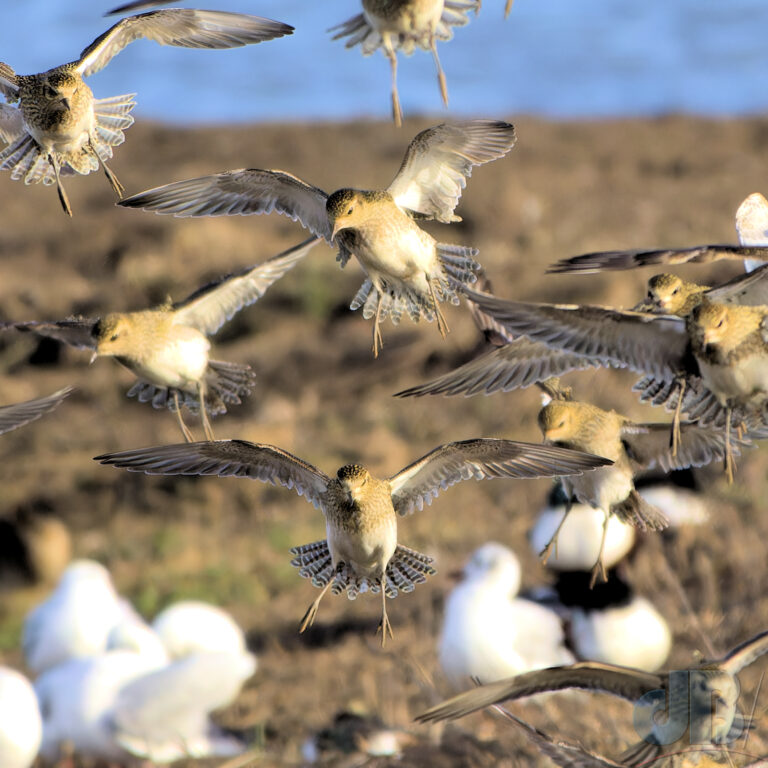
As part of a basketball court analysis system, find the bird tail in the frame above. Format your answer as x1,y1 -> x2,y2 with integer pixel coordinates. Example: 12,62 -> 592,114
437,0 -> 480,39
438,243 -> 481,288
290,540 -> 436,600
617,738 -> 662,767
611,490 -> 669,532
0,134 -> 59,185
328,14 -> 382,56
125,360 -> 256,416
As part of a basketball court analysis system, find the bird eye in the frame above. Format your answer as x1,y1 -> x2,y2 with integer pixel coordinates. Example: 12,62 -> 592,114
715,318 -> 724,328
45,85 -> 57,99
347,206 -> 354,215
110,333 -> 119,341
672,287 -> 679,294
557,419 -> 566,429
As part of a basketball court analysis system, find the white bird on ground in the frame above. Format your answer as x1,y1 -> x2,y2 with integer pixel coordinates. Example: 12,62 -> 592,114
0,667 -> 42,768
23,559 -> 126,674
439,542 -> 574,687
152,600 -> 247,659
35,619 -> 256,763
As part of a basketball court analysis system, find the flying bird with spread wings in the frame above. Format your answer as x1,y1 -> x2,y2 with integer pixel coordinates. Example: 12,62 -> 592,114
94,437 -> 612,644
0,9 -> 293,215
417,629 -> 768,767
117,120 -> 517,357
12,238 -> 318,441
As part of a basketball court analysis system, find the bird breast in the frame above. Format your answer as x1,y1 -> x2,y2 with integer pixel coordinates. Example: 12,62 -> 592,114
695,352 -> 768,405
124,324 -> 210,391
568,459 -> 635,512
362,0 -> 445,36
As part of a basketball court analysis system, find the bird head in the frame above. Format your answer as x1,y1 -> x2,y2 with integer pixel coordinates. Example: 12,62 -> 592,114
462,542 -> 521,594
643,273 -> 690,314
326,189 -> 370,240
336,463 -> 371,501
93,313 -> 135,358
691,301 -> 731,350
687,667 -> 740,744
537,400 -> 580,444
40,71 -> 81,113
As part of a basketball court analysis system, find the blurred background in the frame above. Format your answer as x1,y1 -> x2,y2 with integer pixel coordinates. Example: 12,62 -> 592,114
1,1 -> 768,766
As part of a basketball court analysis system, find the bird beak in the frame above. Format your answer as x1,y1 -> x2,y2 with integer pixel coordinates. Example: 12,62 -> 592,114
89,351 -> 98,364
60,97 -> 71,111
330,221 -> 343,243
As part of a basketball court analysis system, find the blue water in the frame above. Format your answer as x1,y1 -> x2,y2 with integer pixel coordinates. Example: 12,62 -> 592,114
2,0 -> 768,123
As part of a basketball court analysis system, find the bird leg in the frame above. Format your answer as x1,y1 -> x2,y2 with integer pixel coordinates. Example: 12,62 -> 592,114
376,576 -> 394,647
197,380 -> 215,442
505,0 -> 514,17
724,408 -> 735,484
589,511 -> 610,588
372,292 -> 385,358
383,36 -> 403,127
48,153 -> 72,217
298,574 -> 337,634
671,378 -> 686,456
539,493 -> 571,564
428,277 -> 450,339
102,159 -> 125,198
429,35 -> 449,107
173,391 -> 195,443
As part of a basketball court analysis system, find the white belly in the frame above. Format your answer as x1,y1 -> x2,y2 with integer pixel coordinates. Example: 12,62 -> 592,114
326,517 -> 397,578
130,329 -> 210,391
697,354 -> 768,404
569,464 -> 635,513
363,0 -> 444,35
27,110 -> 95,155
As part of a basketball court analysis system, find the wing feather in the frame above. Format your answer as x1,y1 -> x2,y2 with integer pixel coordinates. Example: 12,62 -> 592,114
719,629 -> 768,674
13,319 -> 98,350
173,236 -> 319,335
460,287 -> 692,380
95,440 -> 331,510
416,662 -> 664,723
388,439 -> 612,516
77,9 -> 292,77
388,120 -> 516,222
0,387 -> 73,436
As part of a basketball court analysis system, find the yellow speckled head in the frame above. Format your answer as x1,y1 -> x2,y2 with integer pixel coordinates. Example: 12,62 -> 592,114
645,273 -> 706,316
336,463 -> 371,497
40,71 -> 82,110
93,313 -> 136,357
537,400 -> 581,443
326,189 -> 378,239
691,301 -> 730,347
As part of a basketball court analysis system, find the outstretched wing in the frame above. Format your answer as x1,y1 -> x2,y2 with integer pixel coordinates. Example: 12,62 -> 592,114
173,236 -> 320,335
388,438 -> 612,516
718,629 -> 768,674
621,421 -> 746,474
14,319 -> 98,350
395,339 -> 606,398
95,440 -> 331,510
76,9 -> 293,77
119,169 -> 331,237
461,287 -> 693,380
0,387 -> 73,436
547,245 -> 768,275
387,120 -> 516,222
416,662 -> 664,723
704,264 -> 768,307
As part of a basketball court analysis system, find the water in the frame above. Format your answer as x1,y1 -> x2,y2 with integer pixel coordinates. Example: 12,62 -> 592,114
2,0 -> 768,124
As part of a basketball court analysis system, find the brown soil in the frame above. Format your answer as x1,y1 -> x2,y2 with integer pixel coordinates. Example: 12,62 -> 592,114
1,115 -> 767,766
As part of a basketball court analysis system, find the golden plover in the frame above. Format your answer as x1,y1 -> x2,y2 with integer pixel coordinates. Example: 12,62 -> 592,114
94,437 -> 612,644
118,120 -> 516,356
12,238 -> 317,440
0,387 -> 72,436
549,192 -> 768,274
418,629 -> 768,765
0,9 -> 293,215
330,0 -> 479,126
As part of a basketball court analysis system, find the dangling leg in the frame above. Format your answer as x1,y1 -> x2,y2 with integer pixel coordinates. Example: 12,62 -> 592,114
589,510 -> 611,588
372,292 -> 385,358
48,153 -> 72,217
197,380 -> 215,442
173,391 -> 195,443
539,491 -> 571,564
376,576 -> 394,647
428,276 -> 449,339
430,35 -> 449,107
89,136 -> 125,197
671,377 -> 686,456
299,562 -> 343,633
504,0 -> 514,17
724,407 -> 735,484
383,36 -> 402,127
